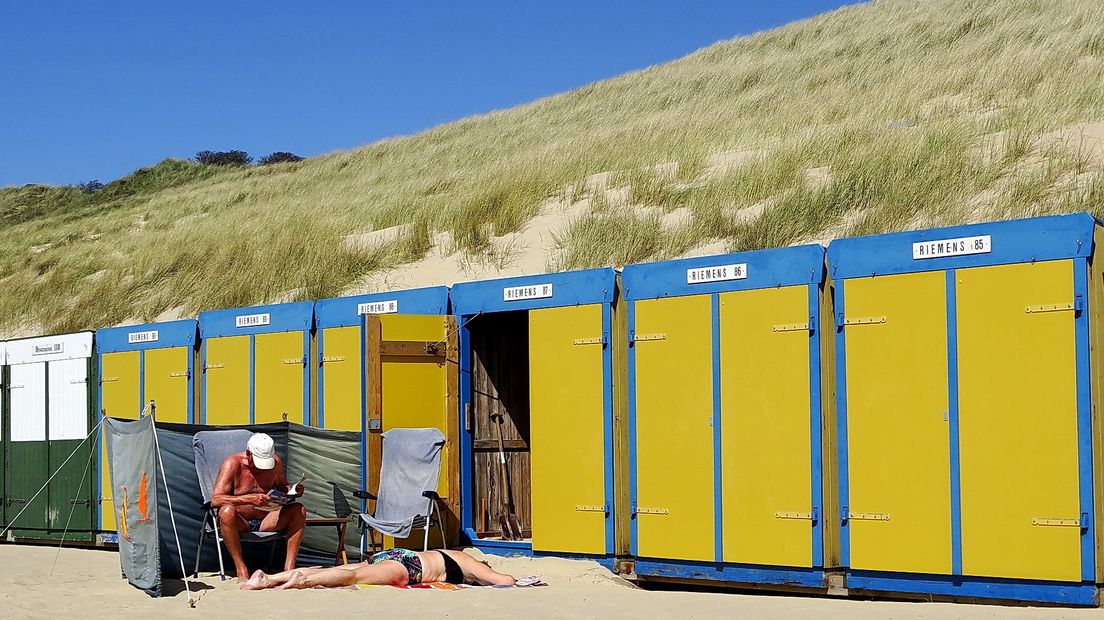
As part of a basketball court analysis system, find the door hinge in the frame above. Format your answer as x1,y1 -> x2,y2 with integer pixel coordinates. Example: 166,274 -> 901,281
69,378 -> 88,385
1032,513 -> 1088,528
321,355 -> 346,363
1025,303 -> 1077,314
205,363 -> 224,370
283,356 -> 307,365
848,511 -> 890,521
575,502 -> 611,515
70,498 -> 91,505
635,506 -> 669,515
572,335 -> 607,346
630,333 -> 667,343
169,371 -> 189,378
772,318 -> 815,333
840,316 -> 887,327
775,511 -> 811,520
100,377 -> 119,384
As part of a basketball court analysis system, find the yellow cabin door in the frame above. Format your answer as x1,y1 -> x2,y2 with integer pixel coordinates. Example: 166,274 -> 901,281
634,295 -> 714,561
956,260 -> 1082,582
321,326 -> 362,431
99,351 -> 140,532
844,271 -> 951,574
720,285 -> 812,567
144,347 -> 190,423
204,336 -> 250,425
254,332 -> 306,424
376,315 -> 452,549
529,304 -> 607,555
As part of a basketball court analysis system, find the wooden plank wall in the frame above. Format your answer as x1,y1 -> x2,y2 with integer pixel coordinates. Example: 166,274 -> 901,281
470,312 -> 532,538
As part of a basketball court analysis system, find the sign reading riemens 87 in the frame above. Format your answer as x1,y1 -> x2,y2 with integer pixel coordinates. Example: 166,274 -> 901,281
912,235 -> 992,260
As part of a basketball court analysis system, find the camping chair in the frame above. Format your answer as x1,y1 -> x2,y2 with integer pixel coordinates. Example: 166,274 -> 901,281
330,427 -> 446,559
191,429 -> 286,580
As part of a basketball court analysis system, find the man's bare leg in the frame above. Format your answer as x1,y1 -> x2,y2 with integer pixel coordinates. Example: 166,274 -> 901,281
218,506 -> 252,580
264,503 -> 306,571
241,564 -> 353,590
441,549 -> 516,586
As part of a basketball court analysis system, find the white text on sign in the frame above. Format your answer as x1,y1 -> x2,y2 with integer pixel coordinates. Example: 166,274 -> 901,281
235,313 -> 271,328
357,300 -> 399,315
912,235 -> 992,260
32,342 -> 64,356
503,283 -> 554,301
687,263 -> 748,284
127,330 -> 160,344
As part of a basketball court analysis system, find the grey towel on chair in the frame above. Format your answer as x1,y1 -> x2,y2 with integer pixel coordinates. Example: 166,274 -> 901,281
193,429 -> 254,503
360,428 -> 446,539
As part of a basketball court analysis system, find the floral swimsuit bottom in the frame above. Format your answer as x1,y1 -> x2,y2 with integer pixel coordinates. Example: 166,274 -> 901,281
368,548 -> 423,584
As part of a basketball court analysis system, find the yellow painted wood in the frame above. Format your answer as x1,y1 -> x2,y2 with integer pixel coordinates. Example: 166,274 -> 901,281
634,295 -> 714,561
255,332 -> 305,424
144,346 -> 190,423
321,326 -> 362,431
957,260 -> 1081,582
99,351 -> 140,532
380,315 -> 449,495
720,285 -> 812,567
204,336 -> 250,425
845,271 -> 951,574
530,304 -> 606,554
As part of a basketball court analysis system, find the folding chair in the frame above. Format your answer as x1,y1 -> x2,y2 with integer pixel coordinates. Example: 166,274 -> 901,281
330,427 -> 446,559
191,429 -> 286,580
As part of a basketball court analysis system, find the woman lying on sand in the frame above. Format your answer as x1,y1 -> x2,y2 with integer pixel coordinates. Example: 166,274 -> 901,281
241,548 -> 516,590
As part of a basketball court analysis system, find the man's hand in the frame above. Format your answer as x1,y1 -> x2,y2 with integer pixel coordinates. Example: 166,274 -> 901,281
248,493 -> 272,507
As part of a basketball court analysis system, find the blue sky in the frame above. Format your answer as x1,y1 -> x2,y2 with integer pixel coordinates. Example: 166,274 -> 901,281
0,1 -> 859,187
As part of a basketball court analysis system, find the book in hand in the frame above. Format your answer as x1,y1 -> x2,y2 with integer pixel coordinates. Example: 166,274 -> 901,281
257,489 -> 297,512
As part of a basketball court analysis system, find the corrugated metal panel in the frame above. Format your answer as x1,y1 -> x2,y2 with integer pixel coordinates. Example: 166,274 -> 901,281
48,358 -> 89,440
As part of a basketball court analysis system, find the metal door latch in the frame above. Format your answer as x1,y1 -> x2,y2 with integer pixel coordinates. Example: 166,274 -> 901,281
775,507 -> 820,521
572,336 -> 607,346
848,512 -> 890,521
321,356 -> 346,363
840,316 -> 887,326
630,333 -> 667,343
283,356 -> 307,365
204,363 -> 224,370
575,502 -> 611,515
635,507 -> 669,515
169,371 -> 189,378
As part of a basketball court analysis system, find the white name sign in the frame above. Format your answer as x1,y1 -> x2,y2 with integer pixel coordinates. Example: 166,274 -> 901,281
235,313 -> 271,328
913,235 -> 991,260
504,283 -> 553,302
687,263 -> 748,284
358,300 -> 399,315
33,342 -> 64,356
127,330 -> 160,344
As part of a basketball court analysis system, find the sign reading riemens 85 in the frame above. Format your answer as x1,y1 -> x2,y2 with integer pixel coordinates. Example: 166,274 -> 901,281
912,235 -> 991,260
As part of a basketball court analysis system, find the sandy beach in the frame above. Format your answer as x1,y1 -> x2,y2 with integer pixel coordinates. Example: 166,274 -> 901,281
0,544 -> 1097,619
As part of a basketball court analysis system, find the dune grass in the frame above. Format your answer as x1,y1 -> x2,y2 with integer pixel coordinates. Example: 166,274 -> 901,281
3,0 -> 1104,334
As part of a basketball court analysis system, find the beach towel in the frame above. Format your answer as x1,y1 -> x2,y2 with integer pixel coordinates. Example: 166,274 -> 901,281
354,576 -> 547,590
104,416 -> 162,597
358,428 -> 445,539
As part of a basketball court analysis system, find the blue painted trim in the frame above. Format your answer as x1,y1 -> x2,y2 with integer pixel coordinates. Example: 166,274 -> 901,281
248,335 -> 255,425
601,303 -> 616,556
807,283 -> 824,568
96,320 -> 198,353
828,212 -> 1096,281
711,294 -> 723,565
314,287 -> 449,329
1073,258 -> 1096,582
626,300 -> 640,556
449,268 -> 616,315
634,558 -> 826,589
200,339 -> 208,424
317,329 -> 326,428
301,329 -> 311,426
846,570 -> 1098,606
833,280 -> 851,567
186,343 -> 195,424
96,361 -> 104,530
199,301 -> 314,338
458,319 -> 475,535
138,350 -> 146,414
945,270 -> 963,575
623,244 -> 825,301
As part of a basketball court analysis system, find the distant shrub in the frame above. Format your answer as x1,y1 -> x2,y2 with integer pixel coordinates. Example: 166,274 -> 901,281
77,180 -> 104,194
258,151 -> 305,165
195,150 -> 252,166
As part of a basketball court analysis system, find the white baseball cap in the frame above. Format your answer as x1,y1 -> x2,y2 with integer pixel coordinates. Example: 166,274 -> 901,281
247,433 -> 276,470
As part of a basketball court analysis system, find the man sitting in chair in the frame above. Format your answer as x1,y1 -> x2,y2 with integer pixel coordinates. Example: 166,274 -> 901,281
212,432 -> 306,581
